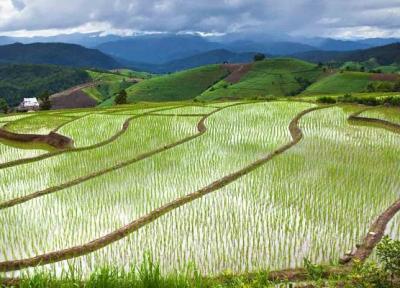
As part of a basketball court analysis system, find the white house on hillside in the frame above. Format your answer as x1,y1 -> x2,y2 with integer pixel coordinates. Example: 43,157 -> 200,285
17,98 -> 40,112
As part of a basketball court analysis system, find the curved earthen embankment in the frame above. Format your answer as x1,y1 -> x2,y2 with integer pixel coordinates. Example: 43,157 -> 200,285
0,129 -> 73,150
348,108 -> 400,134
340,198 -> 400,264
0,106 -> 182,170
0,104 -> 327,272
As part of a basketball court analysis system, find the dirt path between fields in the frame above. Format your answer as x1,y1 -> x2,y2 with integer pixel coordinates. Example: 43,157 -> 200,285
0,106 -> 182,170
0,129 -> 73,150
0,113 -> 96,150
341,198 -> 400,264
0,103 -> 326,272
348,108 -> 400,134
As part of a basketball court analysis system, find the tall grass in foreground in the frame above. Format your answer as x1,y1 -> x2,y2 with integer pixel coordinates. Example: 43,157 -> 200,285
15,254 -> 203,288
11,253 -> 280,288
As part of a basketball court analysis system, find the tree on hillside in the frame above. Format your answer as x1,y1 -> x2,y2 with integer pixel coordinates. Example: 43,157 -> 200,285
0,98 -> 9,113
253,53 -> 266,62
115,89 -> 127,105
39,91 -> 52,110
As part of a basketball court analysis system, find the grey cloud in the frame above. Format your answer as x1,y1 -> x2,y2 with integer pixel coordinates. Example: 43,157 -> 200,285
0,0 -> 399,38
11,0 -> 25,11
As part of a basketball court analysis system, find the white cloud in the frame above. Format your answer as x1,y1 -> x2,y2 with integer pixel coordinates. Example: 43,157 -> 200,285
317,18 -> 341,25
324,26 -> 400,40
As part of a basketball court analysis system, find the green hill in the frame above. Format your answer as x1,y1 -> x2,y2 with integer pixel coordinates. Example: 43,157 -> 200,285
302,71 -> 399,95
82,70 -> 147,103
110,69 -> 153,79
303,72 -> 372,95
126,64 -> 229,102
197,58 -> 323,101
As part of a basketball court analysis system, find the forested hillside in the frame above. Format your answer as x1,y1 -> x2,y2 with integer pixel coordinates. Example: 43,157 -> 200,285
0,64 -> 90,106
0,43 -> 120,69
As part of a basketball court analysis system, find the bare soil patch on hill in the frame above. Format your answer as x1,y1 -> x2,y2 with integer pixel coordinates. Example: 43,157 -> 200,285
222,63 -> 252,84
51,90 -> 97,110
370,73 -> 399,81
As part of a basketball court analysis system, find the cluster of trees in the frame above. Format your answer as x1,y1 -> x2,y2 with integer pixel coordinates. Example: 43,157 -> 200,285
366,81 -> 400,93
287,77 -> 314,96
318,94 -> 400,106
115,89 -> 127,105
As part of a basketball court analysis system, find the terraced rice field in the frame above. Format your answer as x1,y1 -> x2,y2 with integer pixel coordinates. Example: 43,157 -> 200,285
0,101 -> 398,278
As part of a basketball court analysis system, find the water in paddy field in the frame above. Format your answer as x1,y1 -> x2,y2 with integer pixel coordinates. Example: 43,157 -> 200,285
0,103 -> 399,278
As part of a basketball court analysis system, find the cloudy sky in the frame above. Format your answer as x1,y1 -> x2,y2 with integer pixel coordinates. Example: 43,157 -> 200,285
0,0 -> 399,39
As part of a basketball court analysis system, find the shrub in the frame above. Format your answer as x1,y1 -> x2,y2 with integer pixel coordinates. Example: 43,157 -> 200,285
377,236 -> 400,278
304,258 -> 325,281
253,53 -> 266,62
358,96 -> 381,106
384,97 -> 400,106
337,94 -> 382,106
348,237 -> 400,287
317,96 -> 337,104
349,260 -> 391,288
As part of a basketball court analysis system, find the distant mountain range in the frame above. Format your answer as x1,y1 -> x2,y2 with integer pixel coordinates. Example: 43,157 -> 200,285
0,34 -> 399,74
94,34 -> 400,70
0,42 -> 119,69
0,33 -> 124,47
97,35 -> 222,64
292,43 -> 400,65
95,34 -> 331,64
1,32 -> 399,63
127,49 -> 258,73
